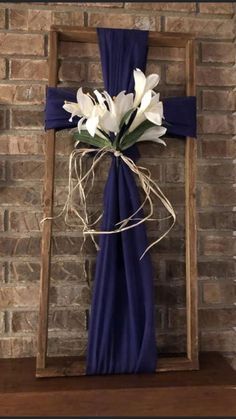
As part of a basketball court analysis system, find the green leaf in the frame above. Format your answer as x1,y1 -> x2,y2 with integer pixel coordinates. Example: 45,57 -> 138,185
120,120 -> 156,151
119,108 -> 134,130
73,131 -> 111,149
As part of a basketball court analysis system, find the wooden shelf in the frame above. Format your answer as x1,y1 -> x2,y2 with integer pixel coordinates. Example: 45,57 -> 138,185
1,352 -> 236,416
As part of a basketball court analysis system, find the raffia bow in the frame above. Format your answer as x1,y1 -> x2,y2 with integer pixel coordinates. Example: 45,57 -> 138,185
42,145 -> 176,260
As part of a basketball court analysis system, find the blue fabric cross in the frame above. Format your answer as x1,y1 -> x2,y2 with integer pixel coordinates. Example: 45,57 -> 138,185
45,28 -> 196,375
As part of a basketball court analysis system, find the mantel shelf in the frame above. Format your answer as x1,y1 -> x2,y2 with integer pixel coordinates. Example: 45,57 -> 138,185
1,352 -> 236,416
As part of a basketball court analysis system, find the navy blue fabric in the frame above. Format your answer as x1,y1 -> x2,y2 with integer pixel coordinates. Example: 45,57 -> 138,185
45,87 -> 197,138
44,86 -> 79,130
86,28 -> 156,375
163,96 -> 196,137
43,28 -> 197,375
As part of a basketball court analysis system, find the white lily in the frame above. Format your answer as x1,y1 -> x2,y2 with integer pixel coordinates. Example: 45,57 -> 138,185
98,90 -> 134,133
63,102 -> 82,122
136,126 -> 167,146
129,90 -> 164,132
133,68 -> 160,108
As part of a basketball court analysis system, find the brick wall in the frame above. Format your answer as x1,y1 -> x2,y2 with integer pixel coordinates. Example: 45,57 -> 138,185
0,2 -> 235,366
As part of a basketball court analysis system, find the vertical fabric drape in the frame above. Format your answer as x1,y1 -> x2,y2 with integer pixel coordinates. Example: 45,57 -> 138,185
86,28 -> 157,375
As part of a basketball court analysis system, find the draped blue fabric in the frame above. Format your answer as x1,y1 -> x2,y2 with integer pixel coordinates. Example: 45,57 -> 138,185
86,28 -> 156,375
45,87 -> 196,138
44,28 -> 197,375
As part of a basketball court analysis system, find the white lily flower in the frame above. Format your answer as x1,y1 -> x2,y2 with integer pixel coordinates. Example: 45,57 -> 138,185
76,87 -> 95,118
63,102 -> 82,122
136,126 -> 167,146
133,68 -> 160,108
99,90 -> 134,133
129,90 -> 164,132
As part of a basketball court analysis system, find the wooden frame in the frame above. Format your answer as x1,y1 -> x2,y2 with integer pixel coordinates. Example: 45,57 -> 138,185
36,27 -> 198,377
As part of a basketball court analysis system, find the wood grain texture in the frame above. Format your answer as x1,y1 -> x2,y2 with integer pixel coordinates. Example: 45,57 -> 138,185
37,27 -> 198,377
36,30 -> 58,370
185,39 -> 198,366
2,354 -> 236,416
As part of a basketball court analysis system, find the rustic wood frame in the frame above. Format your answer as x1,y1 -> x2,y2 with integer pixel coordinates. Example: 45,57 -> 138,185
36,27 -> 198,378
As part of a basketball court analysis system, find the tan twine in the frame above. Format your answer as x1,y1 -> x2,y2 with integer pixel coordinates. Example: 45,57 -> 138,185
41,145 -> 176,260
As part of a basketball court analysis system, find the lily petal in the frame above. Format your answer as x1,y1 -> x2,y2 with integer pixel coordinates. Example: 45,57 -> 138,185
136,126 -> 167,143
133,68 -> 146,108
145,73 -> 160,91
77,117 -> 86,132
86,116 -> 99,137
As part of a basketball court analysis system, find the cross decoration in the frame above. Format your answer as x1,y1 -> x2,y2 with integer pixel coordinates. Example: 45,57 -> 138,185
44,28 -> 197,375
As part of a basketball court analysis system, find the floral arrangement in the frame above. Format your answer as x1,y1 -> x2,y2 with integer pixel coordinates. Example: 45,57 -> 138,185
63,68 -> 167,151
43,68 -> 175,259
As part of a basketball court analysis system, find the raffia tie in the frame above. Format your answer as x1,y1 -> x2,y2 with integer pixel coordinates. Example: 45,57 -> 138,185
41,146 -> 176,259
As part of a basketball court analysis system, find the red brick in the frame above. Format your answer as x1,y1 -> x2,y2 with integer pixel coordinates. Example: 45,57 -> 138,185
9,9 -> 52,30
52,236 -> 96,257
202,42 -> 235,64
0,237 -> 41,257
0,8 -> 5,28
165,162 -> 184,183
200,330 -> 236,352
198,260 -> 235,279
59,62 -> 86,83
167,308 -> 186,329
125,2 -> 196,12
59,42 -> 100,59
148,46 -> 185,62
200,235 -> 235,256
11,109 -> 44,130
11,309 -> 86,333
9,9 -> 28,30
0,84 -> 45,104
0,337 -> 36,358
198,163 -> 235,183
51,284 -> 91,307
50,260 -> 86,283
158,332 -> 187,353
10,59 -> 48,80
28,9 -> 52,30
0,133 -> 44,155
165,260 -> 186,280
47,336 -> 86,357
0,58 -> 6,79
10,160 -> 45,181
199,308 -> 236,329
201,140 -> 235,159
197,67 -> 236,87
165,17 -> 234,39
202,282 -> 222,304
52,11 -> 84,26
83,2 -> 123,7
198,211 -> 236,231
146,63 -> 162,80
9,262 -> 41,282
87,62 -> 103,84
0,285 -> 39,308
199,185 -> 236,207
0,186 -> 41,206
0,33 -> 45,55
202,90 -> 235,111
166,63 -> 185,85
198,114 -> 234,135
199,3 -> 234,15
88,12 -> 158,31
